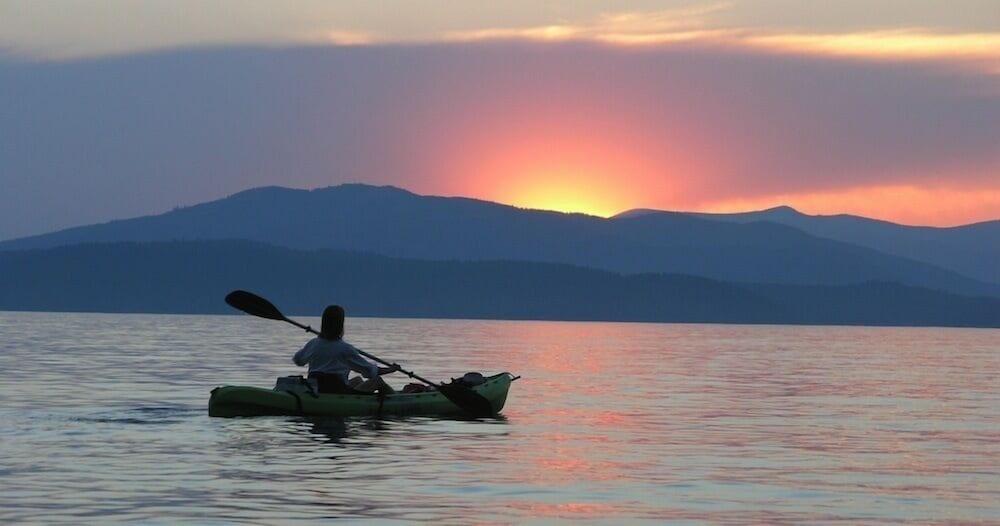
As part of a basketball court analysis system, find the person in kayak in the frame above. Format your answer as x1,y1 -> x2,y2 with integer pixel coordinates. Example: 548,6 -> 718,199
293,305 -> 399,394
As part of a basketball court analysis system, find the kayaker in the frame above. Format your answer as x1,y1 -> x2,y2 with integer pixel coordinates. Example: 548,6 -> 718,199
293,305 -> 399,394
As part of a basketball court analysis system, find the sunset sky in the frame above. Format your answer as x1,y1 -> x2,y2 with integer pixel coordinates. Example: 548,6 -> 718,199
1,1 -> 998,239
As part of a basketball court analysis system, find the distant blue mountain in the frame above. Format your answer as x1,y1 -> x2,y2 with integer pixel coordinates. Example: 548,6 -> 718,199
1,241 -> 997,328
2,184 -> 997,297
618,206 -> 1000,285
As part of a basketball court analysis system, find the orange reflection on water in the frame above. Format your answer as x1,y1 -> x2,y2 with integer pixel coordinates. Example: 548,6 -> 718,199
469,321 -> 1000,521
506,500 -> 627,519
512,321 -> 631,376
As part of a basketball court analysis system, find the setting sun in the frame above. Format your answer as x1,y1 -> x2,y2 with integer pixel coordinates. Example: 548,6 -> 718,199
438,108 -> 673,218
497,168 -> 635,217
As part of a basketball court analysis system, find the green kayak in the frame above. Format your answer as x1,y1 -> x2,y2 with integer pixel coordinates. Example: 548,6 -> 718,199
209,372 -> 517,418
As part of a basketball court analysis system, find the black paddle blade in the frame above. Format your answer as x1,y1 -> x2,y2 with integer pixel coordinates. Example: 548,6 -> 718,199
437,384 -> 496,417
225,290 -> 286,321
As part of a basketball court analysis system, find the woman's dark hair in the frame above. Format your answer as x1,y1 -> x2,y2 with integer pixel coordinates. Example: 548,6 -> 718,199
320,305 -> 345,340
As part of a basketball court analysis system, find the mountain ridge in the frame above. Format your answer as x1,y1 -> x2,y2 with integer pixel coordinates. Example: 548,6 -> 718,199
1,183 -> 996,296
620,205 -> 999,284
2,240 -> 997,328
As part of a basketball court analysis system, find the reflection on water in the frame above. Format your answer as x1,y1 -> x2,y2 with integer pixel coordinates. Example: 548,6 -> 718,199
0,312 -> 997,523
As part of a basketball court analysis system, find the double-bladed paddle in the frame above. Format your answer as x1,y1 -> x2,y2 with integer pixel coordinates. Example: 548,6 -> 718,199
224,290 -> 496,417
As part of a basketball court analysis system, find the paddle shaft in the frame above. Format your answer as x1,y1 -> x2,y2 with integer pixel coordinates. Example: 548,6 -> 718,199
282,317 -> 440,387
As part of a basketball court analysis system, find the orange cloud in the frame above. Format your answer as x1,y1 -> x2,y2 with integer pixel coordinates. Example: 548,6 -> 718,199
744,30 -> 1000,71
323,30 -> 377,46
443,4 -> 730,44
441,10 -> 1000,75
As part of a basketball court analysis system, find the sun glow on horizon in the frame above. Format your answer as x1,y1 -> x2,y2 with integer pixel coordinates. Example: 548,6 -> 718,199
700,184 -> 1000,227
440,106 -> 677,219
480,162 -> 651,218
501,179 -> 623,217
482,180 -> 1000,226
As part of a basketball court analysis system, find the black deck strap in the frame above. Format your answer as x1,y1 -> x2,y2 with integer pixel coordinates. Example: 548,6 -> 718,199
376,390 -> 387,417
285,390 -> 304,415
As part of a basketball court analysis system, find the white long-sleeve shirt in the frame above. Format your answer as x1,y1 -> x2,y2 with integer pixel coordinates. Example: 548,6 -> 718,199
292,337 -> 379,382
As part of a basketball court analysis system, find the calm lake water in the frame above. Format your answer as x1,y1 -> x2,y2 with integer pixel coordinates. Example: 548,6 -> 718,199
0,311 -> 997,524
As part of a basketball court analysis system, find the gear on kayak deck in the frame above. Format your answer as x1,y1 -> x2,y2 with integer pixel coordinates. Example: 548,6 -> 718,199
452,372 -> 486,387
